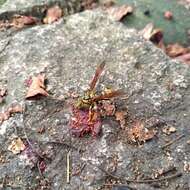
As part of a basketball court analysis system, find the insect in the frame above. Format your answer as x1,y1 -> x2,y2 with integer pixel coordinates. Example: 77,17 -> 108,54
70,62 -> 124,137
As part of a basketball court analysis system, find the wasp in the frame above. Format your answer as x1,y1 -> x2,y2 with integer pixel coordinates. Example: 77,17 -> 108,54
70,62 -> 124,137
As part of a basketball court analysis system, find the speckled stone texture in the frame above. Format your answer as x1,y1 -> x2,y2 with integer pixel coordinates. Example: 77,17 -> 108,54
0,9 -> 190,190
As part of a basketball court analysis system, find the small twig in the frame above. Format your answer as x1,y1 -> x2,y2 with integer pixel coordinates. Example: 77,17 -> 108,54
161,134 -> 185,149
125,172 -> 182,183
104,184 -> 136,190
37,161 -> 43,177
105,173 -> 182,185
39,140 -> 78,151
67,150 -> 71,184
88,161 -> 182,184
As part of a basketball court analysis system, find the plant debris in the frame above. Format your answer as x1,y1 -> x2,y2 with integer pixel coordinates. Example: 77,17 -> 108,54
25,73 -> 49,99
164,11 -> 173,20
0,15 -> 37,30
0,103 -> 23,125
166,43 -> 190,58
11,15 -> 38,28
0,87 -> 7,103
70,106 -> 102,137
140,23 -> 163,44
8,138 -> 26,154
106,5 -> 133,21
43,5 -> 63,24
115,111 -> 126,128
127,121 -> 156,143
162,126 -> 176,135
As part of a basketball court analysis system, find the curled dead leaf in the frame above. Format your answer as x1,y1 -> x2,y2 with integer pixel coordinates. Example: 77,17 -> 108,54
106,5 -> 133,21
166,43 -> 190,58
127,121 -> 156,143
8,138 -> 26,154
140,23 -> 163,45
0,103 -> 23,125
12,15 -> 38,28
25,73 -> 49,99
43,5 -> 63,24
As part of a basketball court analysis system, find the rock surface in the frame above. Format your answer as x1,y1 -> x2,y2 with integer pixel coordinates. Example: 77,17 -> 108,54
0,7 -> 190,190
0,0 -> 82,20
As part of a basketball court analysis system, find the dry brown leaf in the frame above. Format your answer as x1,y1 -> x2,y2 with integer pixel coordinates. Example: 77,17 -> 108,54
106,5 -> 133,21
115,111 -> 126,128
127,121 -> 156,143
8,104 -> 23,114
140,23 -> 163,45
166,43 -> 190,58
8,138 -> 26,154
0,103 -> 23,125
140,23 -> 154,40
11,15 -> 38,28
43,5 -> 63,24
25,73 -> 49,99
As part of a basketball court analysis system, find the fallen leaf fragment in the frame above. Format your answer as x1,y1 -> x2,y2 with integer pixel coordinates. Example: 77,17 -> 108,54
8,138 -> 26,154
115,111 -> 126,128
140,23 -> 163,45
11,15 -> 38,28
101,100 -> 116,116
43,5 -> 63,24
8,104 -> 23,114
166,43 -> 190,58
106,5 -> 133,21
164,11 -> 173,20
127,121 -> 156,143
162,126 -> 176,135
25,73 -> 49,99
0,104 -> 22,125
70,107 -> 102,137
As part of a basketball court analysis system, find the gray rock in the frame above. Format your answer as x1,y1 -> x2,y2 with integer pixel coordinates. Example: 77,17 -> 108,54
0,9 -> 190,190
0,0 -> 82,20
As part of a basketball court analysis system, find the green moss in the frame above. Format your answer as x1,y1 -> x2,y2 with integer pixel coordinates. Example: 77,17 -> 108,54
116,0 -> 190,45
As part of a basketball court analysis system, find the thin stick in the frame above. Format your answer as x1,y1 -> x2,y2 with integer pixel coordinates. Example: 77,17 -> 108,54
39,140 -> 78,151
121,172 -> 182,183
67,151 -> 71,184
161,134 -> 185,149
89,161 -> 182,184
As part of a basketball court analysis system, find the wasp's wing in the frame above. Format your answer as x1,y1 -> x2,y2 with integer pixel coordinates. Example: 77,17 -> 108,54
89,61 -> 106,90
92,90 -> 125,102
